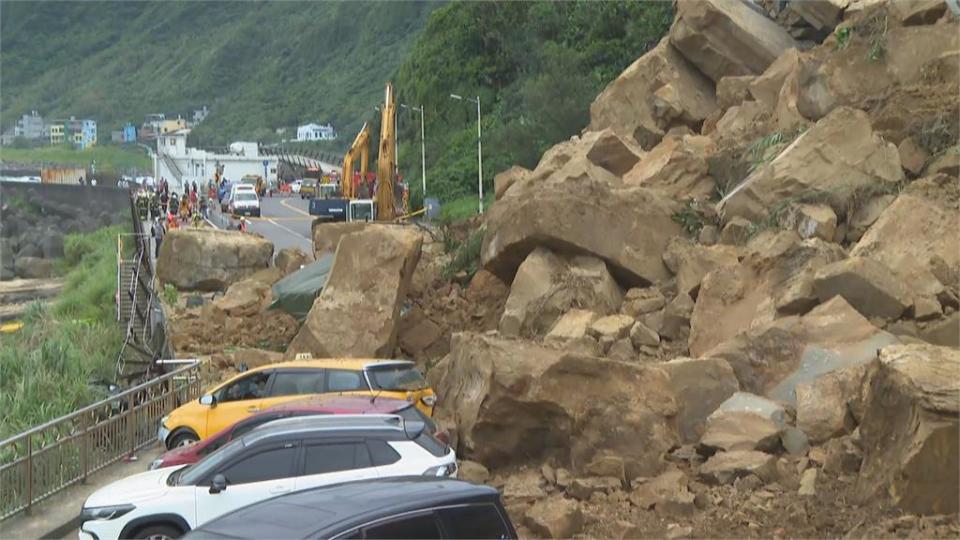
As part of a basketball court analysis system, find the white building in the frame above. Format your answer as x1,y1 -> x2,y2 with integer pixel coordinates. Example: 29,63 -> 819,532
296,123 -> 337,141
154,129 -> 278,194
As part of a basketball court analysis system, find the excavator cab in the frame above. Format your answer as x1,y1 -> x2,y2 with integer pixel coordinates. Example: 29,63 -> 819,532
349,200 -> 375,222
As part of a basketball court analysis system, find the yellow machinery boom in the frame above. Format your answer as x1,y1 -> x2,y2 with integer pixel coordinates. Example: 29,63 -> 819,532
376,82 -> 397,220
341,122 -> 370,200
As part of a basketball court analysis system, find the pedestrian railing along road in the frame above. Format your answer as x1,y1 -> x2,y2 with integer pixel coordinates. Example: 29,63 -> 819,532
0,363 -> 202,520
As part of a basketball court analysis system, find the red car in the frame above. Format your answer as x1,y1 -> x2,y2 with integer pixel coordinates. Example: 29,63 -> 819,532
148,395 -> 446,470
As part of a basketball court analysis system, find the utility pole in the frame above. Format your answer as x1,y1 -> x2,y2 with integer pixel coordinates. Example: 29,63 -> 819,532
450,94 -> 484,213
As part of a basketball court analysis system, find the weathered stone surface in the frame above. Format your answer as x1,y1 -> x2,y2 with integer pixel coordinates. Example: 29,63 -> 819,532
623,135 -> 716,200
397,306 -> 444,357
435,332 -> 679,478
630,469 -> 696,517
798,467 -> 818,496
311,221 -> 370,258
699,450 -> 777,485
749,48 -> 801,110
482,158 -> 684,288
703,297 -> 899,404
700,411 -> 782,452
822,436 -> 863,475
790,0 -> 849,31
716,76 -> 755,109
500,248 -> 622,338
925,151 -> 960,178
663,237 -> 740,299
622,287 -> 667,317
524,497 -> 583,539
846,194 -> 895,243
913,296 -> 943,322
813,257 -> 912,320
796,364 -> 867,444
921,312 -> 960,348
158,229 -> 273,291
898,137 -> 930,176
788,204 -> 837,242
607,338 -> 636,363
670,0 -> 798,82
720,108 -> 904,222
584,129 -> 648,177
568,477 -> 622,501
662,357 -> 739,443
547,309 -> 601,342
287,227 -> 421,358
859,344 -> 959,515
713,101 -> 773,146
589,314 -> 635,341
719,216 -> 752,245
495,165 -> 532,200
458,460 -> 490,484
690,232 -> 847,356
661,292 -> 695,342
890,0 -> 948,25
852,194 -> 959,299
712,392 -> 788,428
274,247 -> 312,276
212,279 -> 271,317
698,225 -> 719,246
588,37 -> 717,150
630,321 -> 661,348
781,426 -> 811,456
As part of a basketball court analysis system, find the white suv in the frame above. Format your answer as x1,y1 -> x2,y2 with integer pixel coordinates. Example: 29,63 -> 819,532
79,415 -> 456,540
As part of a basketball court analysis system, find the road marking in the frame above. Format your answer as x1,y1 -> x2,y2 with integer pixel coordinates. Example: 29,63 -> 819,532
280,198 -> 312,217
267,218 -> 312,246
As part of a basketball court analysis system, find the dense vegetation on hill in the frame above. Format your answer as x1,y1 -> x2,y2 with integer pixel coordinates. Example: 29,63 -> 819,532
391,1 -> 674,206
0,1 -> 439,146
2,1 -> 673,207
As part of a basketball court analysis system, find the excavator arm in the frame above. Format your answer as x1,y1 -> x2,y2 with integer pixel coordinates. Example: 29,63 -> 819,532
341,123 -> 370,200
376,83 -> 397,220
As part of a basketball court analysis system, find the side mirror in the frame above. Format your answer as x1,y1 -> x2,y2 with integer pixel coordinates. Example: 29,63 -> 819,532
199,394 -> 216,407
209,474 -> 227,494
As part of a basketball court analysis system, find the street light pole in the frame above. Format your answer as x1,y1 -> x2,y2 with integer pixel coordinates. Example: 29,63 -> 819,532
450,93 -> 484,214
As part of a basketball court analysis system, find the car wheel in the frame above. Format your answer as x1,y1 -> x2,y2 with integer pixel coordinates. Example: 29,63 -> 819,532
133,524 -> 183,540
168,431 -> 199,449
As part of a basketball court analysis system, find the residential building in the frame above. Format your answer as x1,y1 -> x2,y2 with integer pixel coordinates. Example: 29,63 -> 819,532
122,123 -> 137,143
49,122 -> 66,144
297,123 -> 337,141
14,111 -> 45,139
154,129 -> 279,194
192,106 -> 209,125
159,118 -> 188,135
48,117 -> 96,148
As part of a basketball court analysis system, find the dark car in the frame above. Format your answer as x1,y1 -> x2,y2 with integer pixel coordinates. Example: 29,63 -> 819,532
184,477 -> 517,540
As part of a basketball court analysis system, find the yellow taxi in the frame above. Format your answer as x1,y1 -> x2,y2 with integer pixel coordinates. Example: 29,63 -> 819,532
158,358 -> 436,449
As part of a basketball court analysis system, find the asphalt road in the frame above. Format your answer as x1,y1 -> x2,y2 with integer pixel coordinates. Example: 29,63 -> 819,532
210,195 -> 314,255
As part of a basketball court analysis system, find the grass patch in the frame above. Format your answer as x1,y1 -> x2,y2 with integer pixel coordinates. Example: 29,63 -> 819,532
0,226 -> 125,440
673,200 -> 710,237
0,145 -> 150,173
437,193 -> 495,223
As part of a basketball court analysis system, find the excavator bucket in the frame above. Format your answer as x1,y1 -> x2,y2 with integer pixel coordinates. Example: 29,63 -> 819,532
376,83 -> 396,221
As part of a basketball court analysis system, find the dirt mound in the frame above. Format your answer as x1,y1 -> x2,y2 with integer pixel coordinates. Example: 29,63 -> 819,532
169,302 -> 299,356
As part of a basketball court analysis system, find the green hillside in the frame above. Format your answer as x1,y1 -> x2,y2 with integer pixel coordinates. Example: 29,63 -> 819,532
0,1 -> 440,146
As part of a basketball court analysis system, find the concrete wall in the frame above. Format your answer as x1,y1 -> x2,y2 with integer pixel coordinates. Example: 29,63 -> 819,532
1,181 -> 132,279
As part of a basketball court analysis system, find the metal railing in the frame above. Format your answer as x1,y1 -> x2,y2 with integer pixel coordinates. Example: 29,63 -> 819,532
0,362 -> 202,520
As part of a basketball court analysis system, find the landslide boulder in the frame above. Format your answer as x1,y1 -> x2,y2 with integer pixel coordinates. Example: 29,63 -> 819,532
311,221 -> 369,257
719,107 -> 904,222
500,247 -> 622,338
812,257 -> 912,320
852,194 -> 959,299
213,279 -> 272,317
858,344 -> 959,515
662,237 -> 740,299
623,135 -> 716,200
435,332 -> 679,478
494,166 -> 531,200
157,229 -> 273,291
588,37 -> 717,150
670,0 -> 798,82
287,227 -> 421,358
274,247 -> 312,276
482,158 -> 683,288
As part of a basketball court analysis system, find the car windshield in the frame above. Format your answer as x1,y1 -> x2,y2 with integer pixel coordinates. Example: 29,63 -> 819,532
176,437 -> 245,486
235,192 -> 257,202
367,365 -> 427,391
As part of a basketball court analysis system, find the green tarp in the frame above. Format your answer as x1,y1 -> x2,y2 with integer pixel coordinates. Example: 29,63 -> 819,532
269,253 -> 334,322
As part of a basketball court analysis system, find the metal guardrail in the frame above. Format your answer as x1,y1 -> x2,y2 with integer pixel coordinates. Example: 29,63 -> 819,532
0,362 -> 202,520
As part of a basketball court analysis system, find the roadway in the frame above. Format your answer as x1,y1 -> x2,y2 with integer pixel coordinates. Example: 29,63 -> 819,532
209,195 -> 315,254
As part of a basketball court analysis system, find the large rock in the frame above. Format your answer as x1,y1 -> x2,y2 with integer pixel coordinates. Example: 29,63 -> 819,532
623,135 -> 716,200
310,221 -> 369,257
719,107 -> 904,222
435,332 -> 679,478
547,309 -> 600,342
813,257 -> 912,320
748,48 -> 801,111
524,497 -> 583,539
703,296 -> 900,405
699,450 -> 777,485
629,469 -> 696,517
588,37 -> 717,150
274,247 -> 312,276
494,165 -> 531,200
287,227 -> 421,358
157,229 -> 273,291
690,231 -> 846,356
500,247 -> 622,338
852,194 -> 959,299
921,312 -> 960,348
662,238 -> 740,299
482,158 -> 684,287
790,0 -> 849,31
711,392 -> 788,428
716,75 -> 755,109
845,194 -> 895,243
213,279 -> 271,317
700,411 -> 782,453
661,357 -> 739,443
669,0 -> 798,82
796,364 -> 867,444
858,344 -> 959,515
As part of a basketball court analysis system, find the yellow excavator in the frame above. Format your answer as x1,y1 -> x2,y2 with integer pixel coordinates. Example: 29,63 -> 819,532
308,83 -> 401,222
